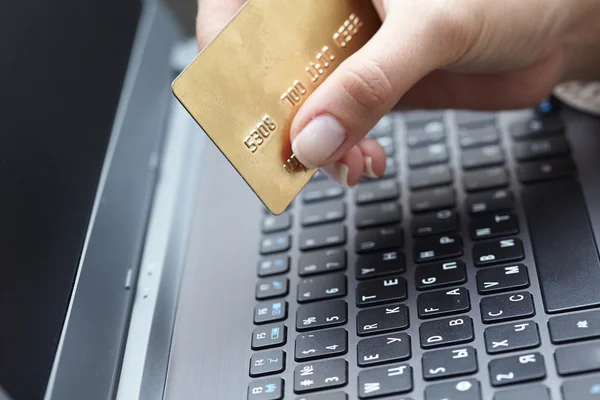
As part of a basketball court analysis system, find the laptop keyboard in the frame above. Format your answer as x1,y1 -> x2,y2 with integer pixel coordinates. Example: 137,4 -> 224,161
248,108 -> 600,399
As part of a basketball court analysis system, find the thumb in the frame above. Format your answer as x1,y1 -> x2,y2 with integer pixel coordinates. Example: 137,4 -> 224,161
290,2 -> 469,169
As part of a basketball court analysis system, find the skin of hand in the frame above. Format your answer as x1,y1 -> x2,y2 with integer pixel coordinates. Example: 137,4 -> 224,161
196,0 -> 600,186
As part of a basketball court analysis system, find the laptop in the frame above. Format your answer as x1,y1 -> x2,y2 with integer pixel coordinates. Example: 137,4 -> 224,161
3,1 -> 600,400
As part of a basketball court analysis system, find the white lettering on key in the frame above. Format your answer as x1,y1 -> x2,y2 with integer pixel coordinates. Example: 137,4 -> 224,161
484,282 -> 499,289
429,367 -> 446,375
362,295 -> 377,301
387,337 -> 403,345
446,288 -> 461,296
509,295 -> 524,302
363,324 -> 378,331
505,265 -> 520,274
364,383 -> 381,394
493,340 -> 509,348
425,307 -> 440,313
443,261 -> 457,270
514,323 -> 529,332
383,252 -> 397,261
519,354 -> 537,364
453,349 -> 469,359
421,251 -> 435,259
427,335 -> 443,343
383,279 -> 398,287
387,366 -> 406,376
500,239 -> 515,248
488,310 -> 504,317
449,318 -> 464,326
386,307 -> 400,314
422,277 -> 437,285
496,372 -> 515,381
364,354 -> 379,362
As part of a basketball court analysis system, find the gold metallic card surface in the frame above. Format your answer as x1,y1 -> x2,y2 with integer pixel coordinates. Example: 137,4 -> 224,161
172,0 -> 381,214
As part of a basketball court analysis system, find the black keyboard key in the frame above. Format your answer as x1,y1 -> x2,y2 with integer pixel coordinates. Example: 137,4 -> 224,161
515,136 -> 570,161
298,274 -> 346,303
469,213 -> 519,240
296,393 -> 348,400
494,385 -> 551,400
357,275 -> 408,307
377,135 -> 395,156
459,124 -> 500,149
549,311 -> 600,344
409,165 -> 452,190
416,260 -> 467,291
254,300 -> 287,324
355,180 -> 400,205
250,349 -> 286,377
261,233 -> 291,255
476,264 -> 530,294
473,238 -> 524,267
300,224 -> 346,251
355,202 -> 402,229
256,277 -> 289,300
462,145 -> 505,170
411,187 -> 456,213
518,158 -> 576,183
414,234 -> 463,263
258,255 -> 290,277
262,213 -> 292,234
420,316 -> 474,349
303,180 -> 345,203
406,120 -> 446,148
299,248 -> 346,277
252,324 -> 287,350
484,321 -> 540,354
296,300 -> 347,332
562,375 -> 600,400
357,303 -> 410,336
369,115 -> 394,137
358,364 -> 413,398
489,353 -> 546,386
418,287 -> 470,319
522,180 -> 600,313
295,328 -> 348,361
301,201 -> 345,227
456,111 -> 495,126
556,342 -> 600,376
511,115 -> 564,140
355,225 -> 403,254
294,359 -> 348,394
357,332 -> 411,367
466,189 -> 514,215
412,209 -> 459,237
464,167 -> 508,192
422,346 -> 478,380
248,377 -> 284,400
481,292 -> 535,324
425,379 -> 481,400
408,144 -> 449,168
355,249 -> 405,280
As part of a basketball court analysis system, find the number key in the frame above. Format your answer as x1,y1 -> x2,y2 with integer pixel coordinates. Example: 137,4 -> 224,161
298,274 -> 346,303
296,300 -> 347,332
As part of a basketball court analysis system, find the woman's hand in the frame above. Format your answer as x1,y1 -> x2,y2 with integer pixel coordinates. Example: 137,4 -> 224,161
197,0 -> 600,186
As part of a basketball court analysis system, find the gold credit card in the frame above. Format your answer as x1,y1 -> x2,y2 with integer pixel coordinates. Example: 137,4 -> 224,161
172,0 -> 381,214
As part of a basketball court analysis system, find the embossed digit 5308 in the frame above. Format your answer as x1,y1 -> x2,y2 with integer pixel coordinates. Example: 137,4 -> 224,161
243,115 -> 277,153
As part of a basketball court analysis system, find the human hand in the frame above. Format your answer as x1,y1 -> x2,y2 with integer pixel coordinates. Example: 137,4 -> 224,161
197,0 -> 600,186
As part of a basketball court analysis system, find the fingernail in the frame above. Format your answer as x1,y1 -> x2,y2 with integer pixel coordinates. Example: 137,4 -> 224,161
364,156 -> 379,179
322,162 -> 351,187
292,115 -> 347,169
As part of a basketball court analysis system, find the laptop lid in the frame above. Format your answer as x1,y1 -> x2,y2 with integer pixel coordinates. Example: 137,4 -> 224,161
0,1 -> 179,398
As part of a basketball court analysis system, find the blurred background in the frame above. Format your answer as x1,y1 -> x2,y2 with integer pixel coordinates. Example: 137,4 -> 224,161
167,0 -> 196,36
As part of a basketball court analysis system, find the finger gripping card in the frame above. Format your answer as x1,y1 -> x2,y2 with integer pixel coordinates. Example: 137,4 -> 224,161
172,0 -> 381,214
